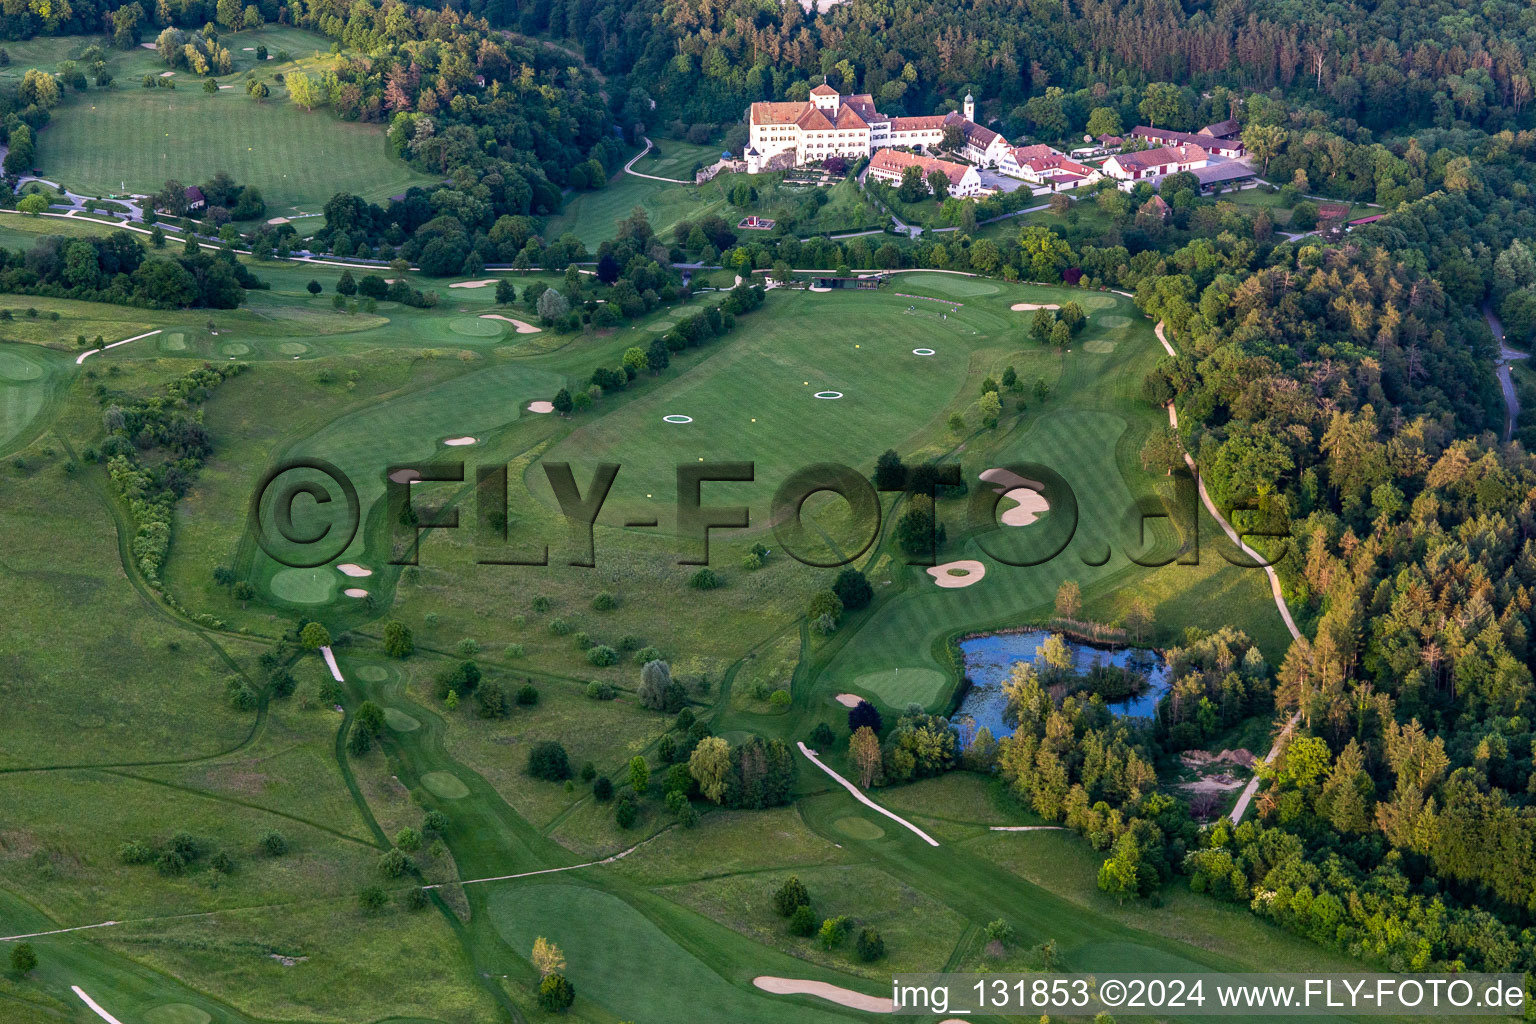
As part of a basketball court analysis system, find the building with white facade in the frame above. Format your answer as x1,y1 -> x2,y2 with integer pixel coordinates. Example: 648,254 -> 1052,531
744,85 -> 1008,175
866,149 -> 982,196
998,144 -> 1102,188
1102,143 -> 1209,183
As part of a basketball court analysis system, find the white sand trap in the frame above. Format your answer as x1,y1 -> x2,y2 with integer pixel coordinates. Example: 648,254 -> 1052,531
266,216 -> 290,225
384,278 -> 403,284
242,46 -> 254,50
753,977 -> 894,1013
1011,302 -> 1060,311
999,487 -> 1050,526
927,559 -> 986,588
159,71 -> 175,77
809,285 -> 833,292
835,693 -> 865,707
527,400 -> 554,414
479,313 -> 540,333
980,467 -> 1046,494
449,279 -> 497,289
443,436 -> 477,446
343,588 -> 368,598
140,42 -> 157,48
336,563 -> 372,577
388,469 -> 420,484
218,84 -> 234,89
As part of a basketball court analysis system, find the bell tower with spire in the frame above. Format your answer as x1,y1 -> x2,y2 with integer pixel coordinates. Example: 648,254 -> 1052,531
963,92 -> 975,122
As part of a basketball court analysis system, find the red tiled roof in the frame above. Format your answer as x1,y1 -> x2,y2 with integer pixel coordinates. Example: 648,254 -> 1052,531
889,114 -> 949,132
835,105 -> 868,129
810,83 -> 838,96
1112,143 -> 1208,170
750,101 -> 808,126
796,106 -> 835,131
868,149 -> 973,186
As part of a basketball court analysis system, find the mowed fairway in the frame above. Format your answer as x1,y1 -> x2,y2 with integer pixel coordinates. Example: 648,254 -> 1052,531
37,87 -> 435,213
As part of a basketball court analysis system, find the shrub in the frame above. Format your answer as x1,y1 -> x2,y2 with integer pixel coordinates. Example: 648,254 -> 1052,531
586,645 -> 618,666
382,622 -> 414,658
818,915 -> 851,949
516,684 -> 539,706
811,722 -> 835,748
538,973 -> 576,1012
773,877 -> 811,917
9,943 -> 37,974
984,918 -> 1015,946
572,631 -> 592,650
788,904 -> 817,936
118,840 -> 153,864
475,682 -> 511,719
580,761 -> 597,782
377,848 -> 411,878
832,568 -> 874,610
358,886 -> 388,912
769,688 -> 791,707
591,592 -> 616,610
614,794 -> 639,828
633,645 -> 662,664
530,595 -> 551,612
548,618 -> 571,636
405,887 -> 430,911
688,568 -> 721,589
210,851 -> 235,874
639,659 -> 673,709
586,680 -> 615,699
457,638 -> 479,656
504,642 -> 525,658
675,708 -> 696,732
528,741 -> 572,780
423,810 -> 450,836
395,827 -> 422,852
260,830 -> 289,856
856,927 -> 886,961
592,776 -> 614,801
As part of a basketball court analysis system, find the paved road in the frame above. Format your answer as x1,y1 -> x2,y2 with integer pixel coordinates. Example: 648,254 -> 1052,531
1484,302 -> 1530,441
622,137 -> 693,184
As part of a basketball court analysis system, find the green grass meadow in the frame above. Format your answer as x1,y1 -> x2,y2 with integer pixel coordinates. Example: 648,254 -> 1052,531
0,230 -> 1343,1024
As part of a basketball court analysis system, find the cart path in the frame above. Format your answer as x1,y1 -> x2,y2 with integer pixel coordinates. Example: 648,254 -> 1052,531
1154,319 -> 1303,825
796,742 -> 939,846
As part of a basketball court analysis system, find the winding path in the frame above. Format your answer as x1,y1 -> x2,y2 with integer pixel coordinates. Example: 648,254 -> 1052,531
796,742 -> 939,846
622,137 -> 694,184
73,987 -> 126,1024
75,329 -> 162,365
1154,320 -> 1303,824
1484,303 -> 1530,441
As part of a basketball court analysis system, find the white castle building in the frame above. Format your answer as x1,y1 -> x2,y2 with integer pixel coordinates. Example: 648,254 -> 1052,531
745,85 -> 1010,174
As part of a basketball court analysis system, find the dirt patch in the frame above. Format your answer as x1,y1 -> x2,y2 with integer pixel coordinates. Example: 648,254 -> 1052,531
1181,748 -> 1256,769
753,977 -> 894,1013
1180,775 -> 1246,794
267,952 -> 309,967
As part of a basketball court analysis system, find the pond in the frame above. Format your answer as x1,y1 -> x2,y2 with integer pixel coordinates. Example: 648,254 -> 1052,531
953,630 -> 1170,745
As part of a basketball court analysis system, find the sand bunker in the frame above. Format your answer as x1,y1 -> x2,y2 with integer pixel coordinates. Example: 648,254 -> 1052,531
527,400 -> 554,414
1011,302 -> 1060,311
449,279 -> 497,289
141,41 -> 157,48
388,469 -> 420,484
159,70 -> 175,77
753,977 -> 894,1013
266,216 -> 290,225
999,487 -> 1050,526
835,693 -> 865,707
343,588 -> 368,598
336,563 -> 372,577
442,436 -> 477,446
479,313 -> 540,333
927,559 -> 986,588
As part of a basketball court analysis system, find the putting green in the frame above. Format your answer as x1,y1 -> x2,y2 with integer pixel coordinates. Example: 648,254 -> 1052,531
160,331 -> 189,352
1096,314 -> 1133,328
1083,339 -> 1116,353
384,707 -> 420,732
355,665 -> 389,682
144,1005 -> 212,1024
421,771 -> 469,799
278,342 -> 310,355
833,815 -> 886,840
646,320 -> 675,331
897,272 -> 999,297
268,567 -> 336,604
449,317 -> 503,338
852,666 -> 948,708
220,341 -> 251,356
0,349 -> 43,381
1078,293 -> 1120,309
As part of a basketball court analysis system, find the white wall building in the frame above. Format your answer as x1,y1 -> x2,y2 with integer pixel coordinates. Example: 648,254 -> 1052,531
866,149 -> 982,197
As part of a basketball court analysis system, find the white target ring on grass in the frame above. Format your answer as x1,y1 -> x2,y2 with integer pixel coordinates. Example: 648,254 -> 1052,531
814,391 -> 844,400
912,348 -> 936,356
662,414 -> 694,424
